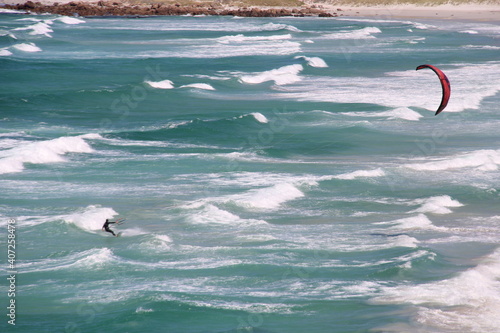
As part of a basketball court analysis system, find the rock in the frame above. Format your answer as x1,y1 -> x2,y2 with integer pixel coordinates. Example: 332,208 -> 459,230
24,1 -> 36,9
3,1 -> 336,18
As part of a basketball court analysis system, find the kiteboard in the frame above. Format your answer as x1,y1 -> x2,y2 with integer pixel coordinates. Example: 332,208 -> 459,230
116,232 -> 123,237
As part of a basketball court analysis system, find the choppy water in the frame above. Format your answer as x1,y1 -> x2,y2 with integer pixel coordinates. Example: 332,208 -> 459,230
1,9 -> 500,333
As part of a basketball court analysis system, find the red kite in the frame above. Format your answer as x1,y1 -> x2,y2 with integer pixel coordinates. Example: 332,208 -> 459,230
416,64 -> 451,116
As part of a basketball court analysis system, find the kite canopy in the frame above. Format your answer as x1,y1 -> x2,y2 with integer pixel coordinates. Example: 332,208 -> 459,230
416,64 -> 451,116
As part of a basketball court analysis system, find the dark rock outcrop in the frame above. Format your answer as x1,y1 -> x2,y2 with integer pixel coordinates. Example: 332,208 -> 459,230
3,1 -> 339,17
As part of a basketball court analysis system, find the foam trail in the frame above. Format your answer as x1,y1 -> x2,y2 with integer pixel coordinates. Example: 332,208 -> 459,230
382,107 -> 422,121
121,227 -> 148,237
217,34 -> 292,44
240,64 -> 303,86
342,107 -> 422,121
333,168 -> 385,180
180,83 -> 215,90
406,150 -> 500,172
0,133 -> 100,174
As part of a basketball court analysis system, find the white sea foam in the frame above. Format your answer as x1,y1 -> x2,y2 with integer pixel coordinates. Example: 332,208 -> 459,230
230,183 -> 304,210
184,180 -> 306,218
71,247 -> 115,268
29,21 -> 53,36
0,48 -> 13,56
145,79 -> 174,89
462,45 -> 500,50
187,204 -> 265,225
374,214 -> 448,231
295,55 -> 328,68
333,168 -> 385,180
341,107 -> 422,121
259,22 -> 301,32
187,204 -> 240,224
64,205 -> 119,232
0,133 -> 100,174
121,227 -> 148,237
383,107 -> 422,121
14,21 -> 53,37
155,234 -> 173,243
0,8 -> 25,13
391,235 -> 420,248
217,33 -> 292,44
409,195 -> 463,215
372,248 -> 500,332
178,171 -> 316,189
182,73 -> 230,81
0,213 -> 58,227
136,234 -> 173,252
17,248 -> 116,273
136,307 -> 154,313
188,299 -> 294,314
129,33 -> 301,59
12,42 -> 42,52
370,107 -> 422,121
179,83 -> 215,90
250,112 -> 268,123
235,112 -> 269,123
335,17 -> 432,30
240,64 -> 303,86
406,150 -> 500,172
324,27 -> 382,40
57,16 -> 86,25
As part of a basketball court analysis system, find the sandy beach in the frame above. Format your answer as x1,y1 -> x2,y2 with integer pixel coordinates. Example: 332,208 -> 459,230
317,3 -> 500,21
1,0 -> 500,20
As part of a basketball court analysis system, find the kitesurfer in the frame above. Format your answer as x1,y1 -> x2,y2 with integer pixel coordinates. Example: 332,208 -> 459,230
102,219 -> 118,236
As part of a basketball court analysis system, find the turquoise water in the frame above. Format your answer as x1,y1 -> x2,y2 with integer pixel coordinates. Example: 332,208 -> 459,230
1,10 -> 500,332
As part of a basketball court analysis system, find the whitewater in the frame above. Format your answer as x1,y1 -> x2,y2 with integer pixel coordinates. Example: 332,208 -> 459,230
1,10 -> 500,333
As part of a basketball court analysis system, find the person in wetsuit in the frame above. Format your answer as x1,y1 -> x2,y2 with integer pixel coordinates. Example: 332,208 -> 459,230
102,219 -> 117,236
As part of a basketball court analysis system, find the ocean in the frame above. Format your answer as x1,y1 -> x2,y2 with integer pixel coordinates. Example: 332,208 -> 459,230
1,9 -> 500,332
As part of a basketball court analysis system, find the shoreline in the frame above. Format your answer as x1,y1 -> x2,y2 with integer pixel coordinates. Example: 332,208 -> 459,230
324,3 -> 500,20
1,0 -> 500,20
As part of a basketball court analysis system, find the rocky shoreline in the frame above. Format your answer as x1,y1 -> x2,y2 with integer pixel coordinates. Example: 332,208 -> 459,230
3,1 -> 340,17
